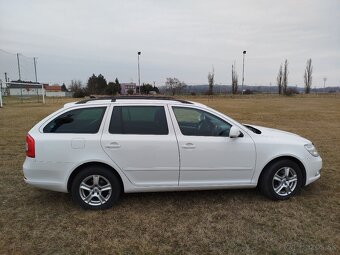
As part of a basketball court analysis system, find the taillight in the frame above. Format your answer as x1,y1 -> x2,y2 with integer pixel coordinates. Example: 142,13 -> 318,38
26,134 -> 35,158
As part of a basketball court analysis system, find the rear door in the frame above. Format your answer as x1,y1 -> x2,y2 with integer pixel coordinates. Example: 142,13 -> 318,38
101,104 -> 180,187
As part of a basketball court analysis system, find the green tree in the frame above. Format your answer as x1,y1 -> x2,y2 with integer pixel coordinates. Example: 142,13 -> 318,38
140,83 -> 154,94
106,82 -> 121,95
114,78 -> 121,94
96,74 -> 107,94
152,85 -> 159,93
86,74 -> 107,95
87,74 -> 97,95
61,83 -> 68,92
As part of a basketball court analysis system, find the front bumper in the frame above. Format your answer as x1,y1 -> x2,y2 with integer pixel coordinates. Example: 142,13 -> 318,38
304,156 -> 322,186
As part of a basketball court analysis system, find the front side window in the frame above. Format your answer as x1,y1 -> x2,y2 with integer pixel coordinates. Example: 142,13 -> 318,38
173,107 -> 231,137
43,107 -> 106,133
109,106 -> 168,135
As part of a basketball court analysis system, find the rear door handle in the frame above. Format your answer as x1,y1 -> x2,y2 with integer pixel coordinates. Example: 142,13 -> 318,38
182,143 -> 196,149
105,142 -> 121,149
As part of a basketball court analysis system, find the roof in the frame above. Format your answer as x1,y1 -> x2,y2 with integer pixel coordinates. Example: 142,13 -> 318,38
63,96 -> 194,108
75,96 -> 193,105
8,84 -> 42,89
45,85 -> 61,91
121,82 -> 136,86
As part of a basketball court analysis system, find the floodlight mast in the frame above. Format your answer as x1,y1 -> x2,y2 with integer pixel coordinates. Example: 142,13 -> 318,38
137,51 -> 141,94
241,50 -> 246,95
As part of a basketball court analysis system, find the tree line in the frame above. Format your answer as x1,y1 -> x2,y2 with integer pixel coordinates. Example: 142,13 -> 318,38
69,58 -> 317,97
228,58 -> 316,95
166,57 -> 316,96
69,74 -> 159,98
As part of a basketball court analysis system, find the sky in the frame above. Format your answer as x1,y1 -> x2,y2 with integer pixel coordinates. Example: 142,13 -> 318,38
0,0 -> 339,87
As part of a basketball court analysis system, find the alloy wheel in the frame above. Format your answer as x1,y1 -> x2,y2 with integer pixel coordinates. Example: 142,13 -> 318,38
79,175 -> 112,206
272,167 -> 298,197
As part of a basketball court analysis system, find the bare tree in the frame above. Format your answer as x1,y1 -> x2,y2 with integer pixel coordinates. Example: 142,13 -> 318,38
304,58 -> 313,94
231,62 -> 238,94
277,64 -> 283,94
207,67 -> 215,95
69,80 -> 86,98
282,59 -> 289,94
165,77 -> 186,95
69,80 -> 82,92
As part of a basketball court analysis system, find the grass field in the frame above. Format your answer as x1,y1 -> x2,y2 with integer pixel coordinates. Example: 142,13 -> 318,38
0,95 -> 339,254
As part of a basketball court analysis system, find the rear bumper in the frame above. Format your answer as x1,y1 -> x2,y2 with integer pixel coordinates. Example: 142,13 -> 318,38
24,177 -> 67,192
23,157 -> 69,193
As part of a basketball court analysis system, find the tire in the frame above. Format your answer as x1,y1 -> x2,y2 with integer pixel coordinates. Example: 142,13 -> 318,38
259,159 -> 303,200
71,165 -> 121,210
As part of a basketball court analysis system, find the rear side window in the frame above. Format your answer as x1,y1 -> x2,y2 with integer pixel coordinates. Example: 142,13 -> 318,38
43,107 -> 106,133
109,106 -> 168,135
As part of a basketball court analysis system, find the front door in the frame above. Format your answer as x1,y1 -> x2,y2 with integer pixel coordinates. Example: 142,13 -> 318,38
169,106 -> 256,186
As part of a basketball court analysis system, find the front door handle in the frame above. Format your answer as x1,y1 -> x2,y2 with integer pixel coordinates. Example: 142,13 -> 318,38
182,143 -> 196,149
105,142 -> 121,149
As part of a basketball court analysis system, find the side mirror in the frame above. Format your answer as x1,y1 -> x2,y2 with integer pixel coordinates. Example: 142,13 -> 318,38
229,126 -> 241,138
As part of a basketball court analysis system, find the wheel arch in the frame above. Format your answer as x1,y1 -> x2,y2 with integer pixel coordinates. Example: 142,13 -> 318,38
67,161 -> 124,193
258,156 -> 307,186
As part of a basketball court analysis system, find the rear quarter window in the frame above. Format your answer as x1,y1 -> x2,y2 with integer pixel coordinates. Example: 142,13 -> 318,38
43,107 -> 106,133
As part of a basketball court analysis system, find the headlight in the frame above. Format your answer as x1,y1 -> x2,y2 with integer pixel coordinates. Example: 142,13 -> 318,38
304,143 -> 319,157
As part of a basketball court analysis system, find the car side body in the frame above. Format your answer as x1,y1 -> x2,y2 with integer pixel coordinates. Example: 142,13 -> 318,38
23,98 -> 322,209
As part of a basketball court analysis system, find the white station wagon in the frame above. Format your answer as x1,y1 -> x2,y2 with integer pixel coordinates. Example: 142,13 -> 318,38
23,96 -> 322,209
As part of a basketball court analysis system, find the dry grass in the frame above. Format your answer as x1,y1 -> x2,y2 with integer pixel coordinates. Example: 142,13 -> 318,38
0,95 -> 339,254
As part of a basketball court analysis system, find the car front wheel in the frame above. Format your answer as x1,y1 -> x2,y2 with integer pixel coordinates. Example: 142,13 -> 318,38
71,165 -> 121,210
259,159 -> 303,200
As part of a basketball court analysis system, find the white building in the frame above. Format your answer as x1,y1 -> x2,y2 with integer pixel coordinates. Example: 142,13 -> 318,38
121,83 -> 137,95
8,84 -> 44,96
8,83 -> 71,97
44,85 -> 69,97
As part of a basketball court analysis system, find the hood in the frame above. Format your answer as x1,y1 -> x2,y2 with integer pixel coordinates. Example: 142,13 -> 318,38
244,124 -> 311,144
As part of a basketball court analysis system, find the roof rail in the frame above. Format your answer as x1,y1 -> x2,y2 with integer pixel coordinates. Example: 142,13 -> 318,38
75,96 -> 193,104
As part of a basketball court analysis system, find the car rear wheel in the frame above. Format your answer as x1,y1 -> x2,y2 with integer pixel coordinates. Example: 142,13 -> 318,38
259,159 -> 303,200
71,165 -> 121,210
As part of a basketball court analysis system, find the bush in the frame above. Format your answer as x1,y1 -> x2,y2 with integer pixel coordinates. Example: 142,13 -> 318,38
127,89 -> 134,95
243,89 -> 253,95
285,88 -> 299,96
72,88 -> 87,98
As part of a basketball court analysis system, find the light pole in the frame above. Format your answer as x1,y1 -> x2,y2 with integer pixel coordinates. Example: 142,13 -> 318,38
34,57 -> 38,83
137,51 -> 141,94
241,50 -> 246,95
